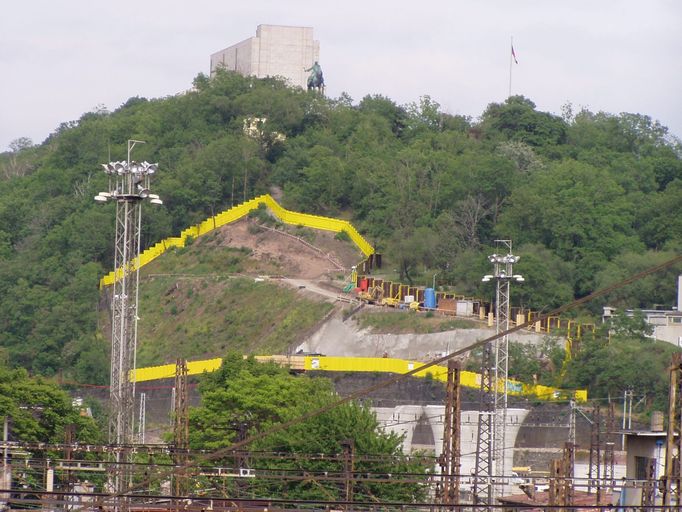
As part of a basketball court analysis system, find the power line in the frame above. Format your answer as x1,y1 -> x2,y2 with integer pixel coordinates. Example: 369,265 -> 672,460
206,253 -> 682,460
16,253 -> 677,506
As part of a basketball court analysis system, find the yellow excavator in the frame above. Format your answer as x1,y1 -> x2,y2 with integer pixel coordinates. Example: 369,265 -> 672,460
358,285 -> 384,304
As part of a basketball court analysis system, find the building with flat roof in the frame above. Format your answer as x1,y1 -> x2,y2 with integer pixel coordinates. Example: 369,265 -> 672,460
603,275 -> 682,347
210,24 -> 319,89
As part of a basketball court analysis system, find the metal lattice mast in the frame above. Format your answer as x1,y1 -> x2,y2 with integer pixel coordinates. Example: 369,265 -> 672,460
438,360 -> 462,507
109,173 -> 141,496
95,141 -> 162,502
493,261 -> 510,487
588,405 -> 601,497
173,359 -> 189,496
477,240 -> 523,501
472,340 -> 495,507
663,353 -> 682,508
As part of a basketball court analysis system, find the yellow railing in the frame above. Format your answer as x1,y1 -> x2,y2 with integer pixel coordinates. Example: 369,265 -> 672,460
132,355 -> 587,402
100,194 -> 374,288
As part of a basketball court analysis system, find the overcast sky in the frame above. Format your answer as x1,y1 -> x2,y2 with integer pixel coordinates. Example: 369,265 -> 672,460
1,1 -> 681,152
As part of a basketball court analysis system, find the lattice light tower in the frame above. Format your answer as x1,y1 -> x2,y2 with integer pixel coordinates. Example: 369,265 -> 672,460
475,240 -> 523,503
95,140 -> 162,496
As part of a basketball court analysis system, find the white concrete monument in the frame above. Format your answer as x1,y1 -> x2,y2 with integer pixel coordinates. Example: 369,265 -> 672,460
210,24 -> 320,89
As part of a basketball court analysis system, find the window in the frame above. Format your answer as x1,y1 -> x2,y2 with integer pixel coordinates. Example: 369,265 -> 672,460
635,456 -> 655,480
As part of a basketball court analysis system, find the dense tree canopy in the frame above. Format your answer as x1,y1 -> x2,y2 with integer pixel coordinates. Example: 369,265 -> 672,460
0,69 -> 680,380
561,337 -> 677,410
0,365 -> 102,443
188,354 -> 429,501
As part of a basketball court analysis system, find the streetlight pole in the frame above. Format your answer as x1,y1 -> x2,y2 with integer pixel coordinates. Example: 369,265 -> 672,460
95,141 -> 162,505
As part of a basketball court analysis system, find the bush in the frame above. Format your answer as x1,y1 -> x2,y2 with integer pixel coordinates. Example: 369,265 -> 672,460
335,230 -> 351,242
247,203 -> 274,225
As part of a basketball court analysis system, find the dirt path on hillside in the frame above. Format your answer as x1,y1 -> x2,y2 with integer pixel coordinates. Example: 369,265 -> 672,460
210,218 -> 545,361
215,219 -> 362,280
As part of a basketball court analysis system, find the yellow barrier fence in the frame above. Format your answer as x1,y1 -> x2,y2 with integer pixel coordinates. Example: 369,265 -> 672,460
100,194 -> 374,288
132,355 -> 587,402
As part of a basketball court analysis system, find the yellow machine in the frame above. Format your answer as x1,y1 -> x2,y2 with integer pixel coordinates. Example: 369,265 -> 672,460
358,285 -> 384,303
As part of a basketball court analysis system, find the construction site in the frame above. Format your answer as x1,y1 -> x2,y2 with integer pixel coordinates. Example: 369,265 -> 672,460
1,190 -> 681,512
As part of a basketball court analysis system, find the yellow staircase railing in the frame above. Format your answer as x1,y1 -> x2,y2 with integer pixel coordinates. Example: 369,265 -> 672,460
133,355 -> 587,402
100,194 -> 374,288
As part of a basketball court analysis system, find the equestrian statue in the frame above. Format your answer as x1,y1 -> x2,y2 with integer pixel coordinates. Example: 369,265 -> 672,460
305,61 -> 324,93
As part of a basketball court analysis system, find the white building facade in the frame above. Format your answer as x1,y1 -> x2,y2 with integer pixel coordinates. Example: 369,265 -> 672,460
603,275 -> 682,347
210,25 -> 320,89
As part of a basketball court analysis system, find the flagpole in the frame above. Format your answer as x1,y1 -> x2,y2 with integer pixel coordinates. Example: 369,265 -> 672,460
508,36 -> 513,98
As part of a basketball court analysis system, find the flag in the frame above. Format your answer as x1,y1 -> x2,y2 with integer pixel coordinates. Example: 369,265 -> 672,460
511,45 -> 519,64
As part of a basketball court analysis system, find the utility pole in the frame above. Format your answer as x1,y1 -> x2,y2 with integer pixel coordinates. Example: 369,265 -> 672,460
231,420 -> 251,498
560,442 -> 575,507
568,400 -> 576,446
138,393 -> 146,445
548,458 -> 561,508
622,389 -> 633,449
44,459 -> 54,512
603,402 -> 615,496
548,443 -> 574,510
1,417 -> 9,509
341,439 -> 355,507
173,359 -> 189,497
588,405 -> 601,496
662,353 -> 682,508
64,424 -> 76,490
95,141 -> 162,505
438,360 -> 462,507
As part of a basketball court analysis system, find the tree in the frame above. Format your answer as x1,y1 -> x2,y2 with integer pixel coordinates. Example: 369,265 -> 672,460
510,244 -> 575,310
358,94 -> 407,136
508,338 -> 565,386
451,195 -> 492,249
496,140 -> 544,173
604,310 -> 654,341
496,159 -> 642,295
405,95 -> 443,135
593,250 -> 682,311
561,337 -> 677,410
2,137 -> 35,179
188,354 -> 430,501
480,95 -> 568,148
635,181 -> 682,250
0,365 -> 101,443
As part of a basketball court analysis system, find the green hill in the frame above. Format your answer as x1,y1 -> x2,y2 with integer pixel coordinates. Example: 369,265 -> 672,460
0,69 -> 681,389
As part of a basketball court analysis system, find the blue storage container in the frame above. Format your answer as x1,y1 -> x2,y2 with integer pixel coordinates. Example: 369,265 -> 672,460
424,288 -> 437,309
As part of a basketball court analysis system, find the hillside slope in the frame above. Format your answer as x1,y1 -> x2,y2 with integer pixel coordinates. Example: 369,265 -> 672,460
122,217 -> 362,366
